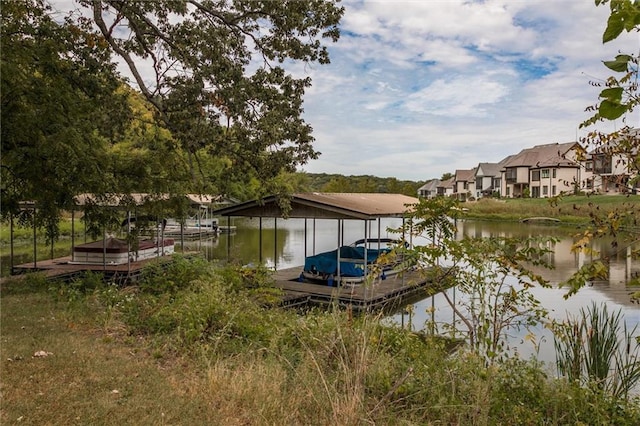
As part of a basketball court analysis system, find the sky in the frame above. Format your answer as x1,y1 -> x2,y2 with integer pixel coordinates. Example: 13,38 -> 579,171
293,0 -> 640,181
49,0 -> 639,182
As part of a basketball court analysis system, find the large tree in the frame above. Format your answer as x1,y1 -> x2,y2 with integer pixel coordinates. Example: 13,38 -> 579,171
83,0 -> 343,195
1,0 -> 131,241
1,0 -> 344,239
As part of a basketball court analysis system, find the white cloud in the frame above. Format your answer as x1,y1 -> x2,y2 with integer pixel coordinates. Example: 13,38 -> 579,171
299,0 -> 639,180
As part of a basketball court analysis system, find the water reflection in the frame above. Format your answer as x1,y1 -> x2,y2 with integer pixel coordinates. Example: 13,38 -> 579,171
203,217 -> 639,364
4,216 -> 638,364
395,220 -> 640,364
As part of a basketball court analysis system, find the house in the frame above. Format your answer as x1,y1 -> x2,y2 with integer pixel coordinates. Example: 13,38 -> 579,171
589,128 -> 639,194
474,158 -> 510,198
417,179 -> 440,199
454,168 -> 476,201
436,177 -> 455,197
501,142 -> 589,198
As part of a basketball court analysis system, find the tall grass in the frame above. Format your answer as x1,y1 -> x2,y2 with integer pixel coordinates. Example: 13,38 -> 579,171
464,195 -> 638,224
554,302 -> 640,400
3,262 -> 640,424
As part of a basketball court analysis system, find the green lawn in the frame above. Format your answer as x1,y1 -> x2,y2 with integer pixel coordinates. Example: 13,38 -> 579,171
463,194 -> 639,225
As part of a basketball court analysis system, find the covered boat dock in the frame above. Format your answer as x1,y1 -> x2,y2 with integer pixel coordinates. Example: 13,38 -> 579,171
211,192 -> 438,311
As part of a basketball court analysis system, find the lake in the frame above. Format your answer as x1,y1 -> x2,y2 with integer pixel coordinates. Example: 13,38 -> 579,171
4,216 -> 638,365
188,217 -> 640,364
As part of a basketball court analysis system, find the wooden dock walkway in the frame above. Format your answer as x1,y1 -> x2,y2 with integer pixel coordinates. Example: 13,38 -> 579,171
272,266 -> 435,312
7,257 -> 436,313
9,255 -> 182,285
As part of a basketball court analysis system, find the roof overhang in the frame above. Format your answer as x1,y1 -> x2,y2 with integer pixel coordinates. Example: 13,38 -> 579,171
73,193 -> 228,208
211,193 -> 419,220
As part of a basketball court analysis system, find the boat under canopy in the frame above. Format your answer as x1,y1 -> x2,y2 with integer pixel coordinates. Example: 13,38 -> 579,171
302,238 -> 403,286
70,237 -> 174,265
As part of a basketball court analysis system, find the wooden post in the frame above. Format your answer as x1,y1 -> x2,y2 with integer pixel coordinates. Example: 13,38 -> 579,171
226,216 -> 231,262
274,217 -> 278,270
259,217 -> 263,264
9,212 -> 14,273
71,209 -> 75,262
33,207 -> 37,268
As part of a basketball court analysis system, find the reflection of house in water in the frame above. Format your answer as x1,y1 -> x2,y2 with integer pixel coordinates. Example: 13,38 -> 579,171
456,222 -> 638,300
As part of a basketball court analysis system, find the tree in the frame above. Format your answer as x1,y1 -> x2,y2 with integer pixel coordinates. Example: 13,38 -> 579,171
397,197 -> 553,364
440,172 -> 454,181
582,0 -> 639,125
2,0 -> 344,242
1,0 -> 131,242
565,0 -> 640,297
82,0 -> 344,197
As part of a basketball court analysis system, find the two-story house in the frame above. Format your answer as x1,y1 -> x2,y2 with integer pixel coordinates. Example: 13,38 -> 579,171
417,179 -> 439,199
454,168 -> 476,201
474,157 -> 512,198
501,142 -> 589,198
436,177 -> 455,197
589,128 -> 639,193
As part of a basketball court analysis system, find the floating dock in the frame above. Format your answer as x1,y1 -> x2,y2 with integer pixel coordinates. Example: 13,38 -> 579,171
9,254 -> 184,285
272,266 -> 437,312
8,258 -> 437,313
162,228 -> 219,240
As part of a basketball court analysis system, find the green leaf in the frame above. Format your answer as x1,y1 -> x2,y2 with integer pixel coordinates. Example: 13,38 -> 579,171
598,99 -> 628,119
603,13 -> 625,42
603,54 -> 632,72
599,87 -> 624,101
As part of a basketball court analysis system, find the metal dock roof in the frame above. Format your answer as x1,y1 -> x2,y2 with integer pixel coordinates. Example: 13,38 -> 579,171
211,193 -> 418,220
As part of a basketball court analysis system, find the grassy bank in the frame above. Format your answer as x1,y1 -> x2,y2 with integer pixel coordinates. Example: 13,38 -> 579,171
2,258 -> 639,425
462,194 -> 639,225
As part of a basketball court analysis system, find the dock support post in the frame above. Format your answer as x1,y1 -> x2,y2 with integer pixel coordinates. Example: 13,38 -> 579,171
9,213 -> 14,274
71,209 -> 75,262
226,216 -> 231,262
259,217 -> 263,264
274,217 -> 278,270
32,206 -> 37,269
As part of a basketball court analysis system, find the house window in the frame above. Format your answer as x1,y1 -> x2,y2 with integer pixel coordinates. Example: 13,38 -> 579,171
506,187 -> 511,196
552,185 -> 557,196
586,178 -> 594,189
476,177 -> 482,188
541,169 -> 550,179
531,170 -> 540,181
552,169 -> 557,178
531,186 -> 540,198
585,161 -> 593,171
463,182 -> 468,190
594,154 -> 612,174
506,169 -> 517,182
542,185 -> 548,196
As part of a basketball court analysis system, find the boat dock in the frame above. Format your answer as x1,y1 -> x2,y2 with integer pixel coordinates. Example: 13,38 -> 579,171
8,255 -> 184,285
162,228 -> 219,240
272,266 -> 437,312
7,256 -> 438,313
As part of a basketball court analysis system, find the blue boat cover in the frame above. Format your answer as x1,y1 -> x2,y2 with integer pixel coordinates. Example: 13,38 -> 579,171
303,246 -> 389,278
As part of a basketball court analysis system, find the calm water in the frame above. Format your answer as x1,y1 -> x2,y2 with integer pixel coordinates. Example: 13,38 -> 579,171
4,217 -> 639,364
189,217 -> 640,364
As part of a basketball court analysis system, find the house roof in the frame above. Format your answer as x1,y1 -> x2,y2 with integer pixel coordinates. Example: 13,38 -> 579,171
588,127 -> 639,155
437,178 -> 455,189
476,162 -> 501,177
210,193 -> 419,220
418,180 -> 439,192
455,168 -> 476,182
502,142 -> 580,169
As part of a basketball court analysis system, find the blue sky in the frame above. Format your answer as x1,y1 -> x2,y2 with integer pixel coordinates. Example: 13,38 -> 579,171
50,0 -> 639,182
295,0 -> 640,181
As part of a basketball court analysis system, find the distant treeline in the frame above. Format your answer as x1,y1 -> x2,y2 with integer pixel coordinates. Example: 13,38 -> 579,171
299,173 -> 425,197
